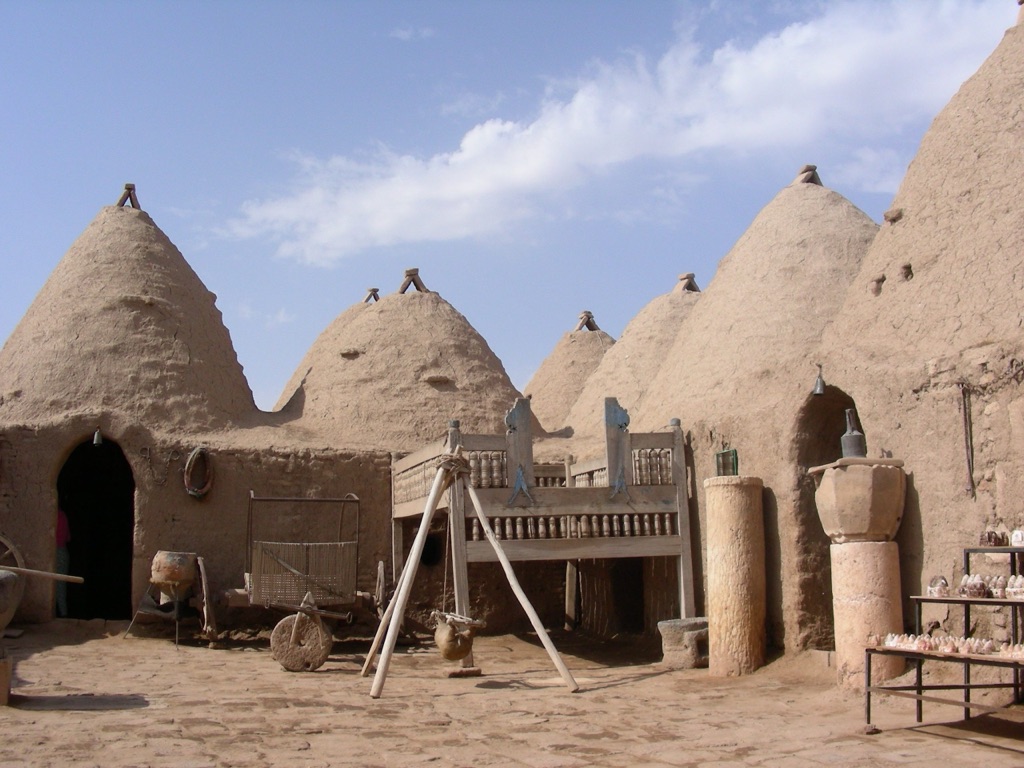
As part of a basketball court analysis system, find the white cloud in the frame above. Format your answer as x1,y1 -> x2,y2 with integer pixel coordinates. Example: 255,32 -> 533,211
233,301 -> 294,329
232,0 -> 1009,264
266,307 -> 295,328
390,26 -> 435,41
832,147 -> 908,195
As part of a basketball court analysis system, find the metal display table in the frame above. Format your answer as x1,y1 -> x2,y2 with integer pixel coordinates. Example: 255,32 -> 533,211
865,547 -> 1024,729
865,646 -> 1024,729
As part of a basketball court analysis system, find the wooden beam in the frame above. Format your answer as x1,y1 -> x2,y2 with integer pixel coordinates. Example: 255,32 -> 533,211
469,485 -> 677,516
367,466 -> 449,695
672,420 -> 697,617
463,479 -> 579,693
465,535 -> 684,563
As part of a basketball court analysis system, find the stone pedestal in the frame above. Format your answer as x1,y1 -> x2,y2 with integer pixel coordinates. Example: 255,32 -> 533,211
658,617 -> 709,669
831,541 -> 904,688
810,457 -> 907,689
704,476 -> 766,676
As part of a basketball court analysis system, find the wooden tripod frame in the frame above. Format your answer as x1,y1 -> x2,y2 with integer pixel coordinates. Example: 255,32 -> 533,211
361,455 -> 579,698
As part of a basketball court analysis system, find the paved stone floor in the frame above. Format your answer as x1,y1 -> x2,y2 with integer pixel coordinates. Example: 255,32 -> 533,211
1,620 -> 1022,767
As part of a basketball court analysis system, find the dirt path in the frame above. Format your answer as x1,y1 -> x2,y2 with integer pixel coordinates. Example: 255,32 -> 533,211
2,621 -> 1023,767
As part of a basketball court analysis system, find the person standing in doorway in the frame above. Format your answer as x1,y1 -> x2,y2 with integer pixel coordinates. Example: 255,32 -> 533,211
55,507 -> 71,617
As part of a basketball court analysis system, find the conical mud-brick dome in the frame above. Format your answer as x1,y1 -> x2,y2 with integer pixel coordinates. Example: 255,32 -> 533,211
559,274 -> 701,458
823,14 -> 1024,381
0,198 -> 255,430
631,167 -> 876,652
816,11 -> 1024,581
523,311 -> 615,433
635,167 -> 878,432
276,269 -> 525,451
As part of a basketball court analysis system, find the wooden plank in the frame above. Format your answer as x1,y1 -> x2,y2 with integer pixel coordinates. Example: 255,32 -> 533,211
396,484 -> 676,519
534,464 -> 567,479
672,422 -> 697,618
448,461 -> 471,615
392,441 -> 445,474
465,535 -> 684,562
469,485 -> 677,517
394,496 -> 451,519
629,433 -> 676,450
565,562 -> 578,630
446,424 -> 479,672
459,435 -> 507,452
569,457 -> 607,478
391,519 -> 404,584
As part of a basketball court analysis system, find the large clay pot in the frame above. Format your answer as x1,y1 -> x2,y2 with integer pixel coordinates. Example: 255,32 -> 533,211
150,551 -> 197,597
810,459 -> 906,544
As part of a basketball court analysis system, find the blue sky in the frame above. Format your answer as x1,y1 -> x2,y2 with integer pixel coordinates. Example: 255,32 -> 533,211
0,1 -> 1013,409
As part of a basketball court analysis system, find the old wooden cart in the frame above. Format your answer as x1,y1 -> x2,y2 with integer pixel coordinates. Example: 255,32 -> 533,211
226,492 -> 363,671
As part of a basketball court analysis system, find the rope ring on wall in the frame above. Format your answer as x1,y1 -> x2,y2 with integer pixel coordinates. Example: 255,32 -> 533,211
184,447 -> 213,499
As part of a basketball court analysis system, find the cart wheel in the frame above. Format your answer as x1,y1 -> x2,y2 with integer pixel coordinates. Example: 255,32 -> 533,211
270,613 -> 332,672
194,555 -> 218,641
0,533 -> 27,633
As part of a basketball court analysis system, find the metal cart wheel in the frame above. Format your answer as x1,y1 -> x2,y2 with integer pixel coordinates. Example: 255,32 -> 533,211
270,612 -> 332,672
0,533 -> 27,633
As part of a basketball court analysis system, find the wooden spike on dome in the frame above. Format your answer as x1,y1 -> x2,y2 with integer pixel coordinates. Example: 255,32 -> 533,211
574,311 -> 600,332
398,268 -> 429,294
364,288 -> 380,303
116,183 -> 141,209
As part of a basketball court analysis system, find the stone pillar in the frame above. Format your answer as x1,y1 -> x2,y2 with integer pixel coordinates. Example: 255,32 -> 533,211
703,476 -> 766,676
810,458 -> 907,689
831,541 -> 904,687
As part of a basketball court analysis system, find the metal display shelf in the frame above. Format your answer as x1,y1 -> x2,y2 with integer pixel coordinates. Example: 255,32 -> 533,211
865,646 -> 1024,729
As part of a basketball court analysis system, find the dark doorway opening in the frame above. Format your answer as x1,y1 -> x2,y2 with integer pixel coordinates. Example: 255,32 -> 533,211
57,438 -> 135,619
610,558 -> 645,633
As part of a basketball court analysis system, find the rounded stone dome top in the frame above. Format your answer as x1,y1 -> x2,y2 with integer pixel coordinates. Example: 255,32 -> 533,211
634,169 -> 878,429
0,205 -> 256,430
276,279 -> 526,452
523,311 -> 615,433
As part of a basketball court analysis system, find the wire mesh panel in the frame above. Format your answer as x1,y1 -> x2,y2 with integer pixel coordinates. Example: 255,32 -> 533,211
249,541 -> 357,608
244,493 -> 359,608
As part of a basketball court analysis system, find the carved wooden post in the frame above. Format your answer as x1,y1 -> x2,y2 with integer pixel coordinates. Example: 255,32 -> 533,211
390,452 -> 404,585
446,420 -> 479,675
604,398 -> 631,495
504,398 -> 535,495
671,419 -> 697,618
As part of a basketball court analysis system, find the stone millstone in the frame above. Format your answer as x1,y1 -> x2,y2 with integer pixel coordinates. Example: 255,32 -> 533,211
270,613 -> 332,672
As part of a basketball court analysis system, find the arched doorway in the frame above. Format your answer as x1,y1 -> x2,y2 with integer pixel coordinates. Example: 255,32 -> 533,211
57,437 -> 135,619
793,386 -> 857,649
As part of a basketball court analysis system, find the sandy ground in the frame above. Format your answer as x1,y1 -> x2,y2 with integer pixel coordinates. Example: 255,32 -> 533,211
2,620 -> 1023,768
